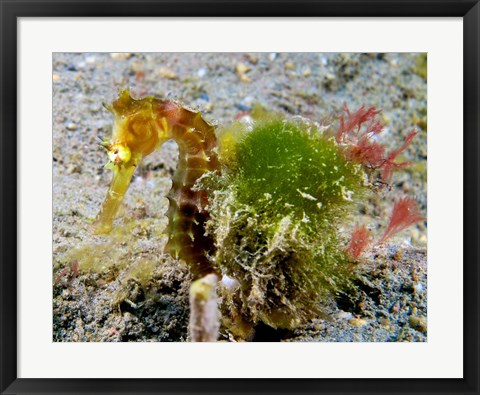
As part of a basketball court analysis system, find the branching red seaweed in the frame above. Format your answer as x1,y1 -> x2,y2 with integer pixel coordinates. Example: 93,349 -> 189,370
336,104 -> 417,183
381,130 -> 417,182
379,197 -> 426,243
346,224 -> 372,260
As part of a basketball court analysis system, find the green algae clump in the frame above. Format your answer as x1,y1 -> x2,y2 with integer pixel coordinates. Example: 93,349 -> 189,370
201,119 -> 369,333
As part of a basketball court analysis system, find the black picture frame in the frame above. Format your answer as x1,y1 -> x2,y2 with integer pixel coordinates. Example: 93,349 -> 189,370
1,1 -> 478,394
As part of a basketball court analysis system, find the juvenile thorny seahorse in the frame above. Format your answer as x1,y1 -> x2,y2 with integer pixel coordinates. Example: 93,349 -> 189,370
92,89 -> 219,278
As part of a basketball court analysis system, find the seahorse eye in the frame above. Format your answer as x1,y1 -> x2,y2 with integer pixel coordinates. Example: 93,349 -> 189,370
107,143 -> 131,165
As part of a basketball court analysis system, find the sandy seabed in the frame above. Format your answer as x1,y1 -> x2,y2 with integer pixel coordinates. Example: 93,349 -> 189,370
53,52 -> 427,342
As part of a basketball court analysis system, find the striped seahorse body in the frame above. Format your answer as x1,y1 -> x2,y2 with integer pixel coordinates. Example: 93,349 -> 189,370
92,90 -> 219,278
154,101 -> 219,277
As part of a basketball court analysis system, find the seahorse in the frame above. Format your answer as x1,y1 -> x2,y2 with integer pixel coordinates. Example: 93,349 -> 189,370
92,89 -> 219,278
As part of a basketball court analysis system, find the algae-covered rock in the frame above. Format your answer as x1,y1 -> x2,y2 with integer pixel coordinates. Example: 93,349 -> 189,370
201,119 -> 369,332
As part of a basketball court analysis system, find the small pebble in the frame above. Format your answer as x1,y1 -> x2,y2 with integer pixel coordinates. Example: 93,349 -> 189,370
197,68 -> 207,77
336,311 -> 353,320
110,53 -> 132,60
236,62 -> 251,82
410,228 -> 420,243
236,103 -> 251,112
52,74 -> 60,82
130,61 -> 143,73
348,317 -> 367,327
243,96 -> 254,106
198,92 -> 209,102
90,104 -> 102,113
66,164 -> 81,174
66,122 -> 77,131
391,301 -> 401,313
402,182 -> 411,193
391,248 -> 404,261
236,62 -> 249,74
245,54 -> 258,64
409,315 -> 427,332
413,282 -> 424,293
325,72 -> 335,81
380,318 -> 391,327
158,67 -> 177,80
85,55 -> 95,64
269,53 -> 277,61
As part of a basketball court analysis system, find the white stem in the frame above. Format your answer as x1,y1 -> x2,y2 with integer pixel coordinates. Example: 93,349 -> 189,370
189,274 -> 220,342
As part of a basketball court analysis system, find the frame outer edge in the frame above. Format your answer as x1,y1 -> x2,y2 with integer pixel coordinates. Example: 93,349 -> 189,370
0,0 -> 477,17
464,2 -> 480,394
0,2 -> 18,395
1,0 -> 479,394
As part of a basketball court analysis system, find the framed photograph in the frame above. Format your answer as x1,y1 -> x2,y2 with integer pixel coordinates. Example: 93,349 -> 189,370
1,0 -> 478,394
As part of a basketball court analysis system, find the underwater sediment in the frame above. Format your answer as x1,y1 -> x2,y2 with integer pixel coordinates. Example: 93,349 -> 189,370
53,52 -> 427,342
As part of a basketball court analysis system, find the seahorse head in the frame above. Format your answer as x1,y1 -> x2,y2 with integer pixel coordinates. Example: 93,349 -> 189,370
106,89 -> 160,158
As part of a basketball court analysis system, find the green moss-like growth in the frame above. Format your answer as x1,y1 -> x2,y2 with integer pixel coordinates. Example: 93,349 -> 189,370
413,53 -> 427,81
234,120 -> 363,227
201,119 -> 369,332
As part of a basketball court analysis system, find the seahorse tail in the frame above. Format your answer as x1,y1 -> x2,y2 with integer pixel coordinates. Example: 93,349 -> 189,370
165,189 -> 215,278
